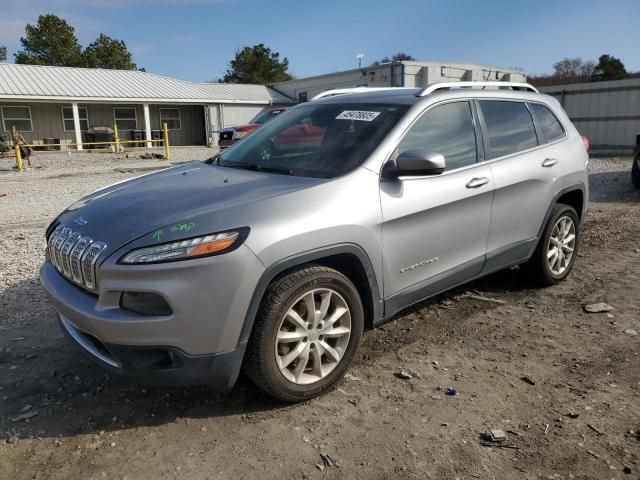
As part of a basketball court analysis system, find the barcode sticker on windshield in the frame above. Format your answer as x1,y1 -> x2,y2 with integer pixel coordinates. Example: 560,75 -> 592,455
336,110 -> 381,122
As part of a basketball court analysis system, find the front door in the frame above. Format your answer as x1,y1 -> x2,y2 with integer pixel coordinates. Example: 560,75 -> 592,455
380,100 -> 494,311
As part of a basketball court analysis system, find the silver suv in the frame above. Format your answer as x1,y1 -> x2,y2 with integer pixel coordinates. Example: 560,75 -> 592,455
40,82 -> 589,402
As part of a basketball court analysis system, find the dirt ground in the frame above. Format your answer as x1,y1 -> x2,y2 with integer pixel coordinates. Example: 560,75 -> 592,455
0,154 -> 639,479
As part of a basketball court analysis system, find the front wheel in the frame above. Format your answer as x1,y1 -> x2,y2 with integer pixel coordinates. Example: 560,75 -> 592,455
522,204 -> 580,286
244,265 -> 364,402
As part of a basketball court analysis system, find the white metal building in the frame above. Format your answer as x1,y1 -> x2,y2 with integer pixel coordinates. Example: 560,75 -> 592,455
0,63 -> 293,148
540,78 -> 640,153
271,60 -> 527,102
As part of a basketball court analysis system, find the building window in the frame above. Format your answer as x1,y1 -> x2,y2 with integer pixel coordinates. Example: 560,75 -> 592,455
298,92 -> 308,103
159,108 -> 181,130
2,106 -> 33,132
114,107 -> 138,131
62,107 -> 89,131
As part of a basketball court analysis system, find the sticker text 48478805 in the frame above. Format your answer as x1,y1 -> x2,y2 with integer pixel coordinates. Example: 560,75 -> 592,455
335,110 -> 381,122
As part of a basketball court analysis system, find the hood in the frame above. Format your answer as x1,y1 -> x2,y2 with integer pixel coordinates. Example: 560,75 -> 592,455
54,162 -> 325,257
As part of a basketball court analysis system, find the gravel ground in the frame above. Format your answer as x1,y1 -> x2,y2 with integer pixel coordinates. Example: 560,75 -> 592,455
0,155 -> 638,479
0,147 -> 216,227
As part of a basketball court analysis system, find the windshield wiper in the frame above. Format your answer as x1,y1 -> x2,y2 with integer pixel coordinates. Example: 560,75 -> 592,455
221,163 -> 293,175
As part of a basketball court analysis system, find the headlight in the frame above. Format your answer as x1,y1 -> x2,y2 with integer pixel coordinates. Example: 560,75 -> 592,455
119,229 -> 246,264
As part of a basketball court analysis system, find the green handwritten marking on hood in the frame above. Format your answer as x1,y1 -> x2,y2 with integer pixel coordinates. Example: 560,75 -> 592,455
171,223 -> 196,233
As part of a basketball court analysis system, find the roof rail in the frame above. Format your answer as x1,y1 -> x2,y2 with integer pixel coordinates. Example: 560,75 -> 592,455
311,87 -> 412,101
416,81 -> 539,97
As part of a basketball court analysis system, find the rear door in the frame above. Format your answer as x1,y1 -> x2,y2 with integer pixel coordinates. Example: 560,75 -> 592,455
380,100 -> 494,306
478,99 -> 565,271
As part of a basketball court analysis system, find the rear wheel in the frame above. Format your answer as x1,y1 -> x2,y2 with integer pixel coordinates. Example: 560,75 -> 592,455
522,204 -> 580,286
244,265 -> 364,402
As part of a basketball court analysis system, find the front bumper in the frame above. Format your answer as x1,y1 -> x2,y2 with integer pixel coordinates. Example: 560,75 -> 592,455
40,243 -> 265,388
58,313 -> 246,390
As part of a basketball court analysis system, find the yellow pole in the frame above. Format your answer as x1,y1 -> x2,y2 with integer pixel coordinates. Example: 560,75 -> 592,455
163,122 -> 170,161
15,140 -> 23,171
114,123 -> 121,153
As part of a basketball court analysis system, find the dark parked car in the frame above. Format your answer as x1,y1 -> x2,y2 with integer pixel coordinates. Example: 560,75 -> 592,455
632,134 -> 640,189
218,108 -> 286,149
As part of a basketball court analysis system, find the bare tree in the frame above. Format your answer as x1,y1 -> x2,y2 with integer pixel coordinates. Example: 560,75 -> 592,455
530,57 -> 596,87
552,57 -> 595,82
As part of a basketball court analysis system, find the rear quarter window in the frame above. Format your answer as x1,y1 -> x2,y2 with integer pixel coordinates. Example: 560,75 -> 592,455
479,100 -> 538,158
529,103 -> 565,142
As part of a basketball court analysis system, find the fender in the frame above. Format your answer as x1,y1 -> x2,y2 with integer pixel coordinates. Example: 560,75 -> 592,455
529,182 -> 587,257
238,243 -> 383,344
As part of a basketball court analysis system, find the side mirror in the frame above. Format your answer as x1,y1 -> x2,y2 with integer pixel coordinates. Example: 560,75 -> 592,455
383,150 -> 446,179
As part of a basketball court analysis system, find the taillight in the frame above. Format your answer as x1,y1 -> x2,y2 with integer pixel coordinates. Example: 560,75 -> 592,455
233,125 -> 256,140
233,130 -> 249,139
582,136 -> 590,151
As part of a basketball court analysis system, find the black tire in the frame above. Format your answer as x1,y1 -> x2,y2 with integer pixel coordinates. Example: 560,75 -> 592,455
244,265 -> 364,402
522,204 -> 580,286
632,157 -> 640,189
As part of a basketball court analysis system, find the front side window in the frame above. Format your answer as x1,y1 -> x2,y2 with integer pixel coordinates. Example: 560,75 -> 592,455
479,100 -> 538,158
160,108 -> 181,130
2,106 -> 33,132
62,107 -> 89,131
114,108 -> 137,131
215,102 -> 409,178
529,103 -> 565,142
397,101 -> 477,171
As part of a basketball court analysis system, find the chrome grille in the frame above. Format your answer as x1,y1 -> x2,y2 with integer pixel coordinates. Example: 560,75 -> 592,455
52,226 -> 71,269
47,224 -> 107,292
70,237 -> 92,284
81,242 -> 107,290
60,231 -> 81,276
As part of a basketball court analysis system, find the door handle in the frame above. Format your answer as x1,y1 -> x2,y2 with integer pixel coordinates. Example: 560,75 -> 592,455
465,177 -> 490,189
542,158 -> 558,168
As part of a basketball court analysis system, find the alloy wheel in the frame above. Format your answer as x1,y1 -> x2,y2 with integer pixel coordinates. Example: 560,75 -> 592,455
547,215 -> 576,276
274,288 -> 351,385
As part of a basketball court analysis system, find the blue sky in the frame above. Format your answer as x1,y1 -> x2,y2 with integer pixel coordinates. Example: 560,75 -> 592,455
1,0 -> 638,82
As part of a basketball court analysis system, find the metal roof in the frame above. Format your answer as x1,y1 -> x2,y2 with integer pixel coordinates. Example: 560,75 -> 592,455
0,63 -> 293,104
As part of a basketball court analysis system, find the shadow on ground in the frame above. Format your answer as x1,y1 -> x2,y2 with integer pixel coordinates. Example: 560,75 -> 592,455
589,170 -> 640,203
0,266 -> 529,441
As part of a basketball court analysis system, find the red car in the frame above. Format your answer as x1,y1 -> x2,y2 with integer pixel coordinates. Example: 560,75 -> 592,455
218,108 -> 286,149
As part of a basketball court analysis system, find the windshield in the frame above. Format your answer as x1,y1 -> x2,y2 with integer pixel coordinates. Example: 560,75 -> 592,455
216,102 -> 409,178
251,109 -> 285,124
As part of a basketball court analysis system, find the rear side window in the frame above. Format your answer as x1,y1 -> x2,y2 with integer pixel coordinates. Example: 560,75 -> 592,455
529,103 -> 565,142
479,101 -> 538,158
398,101 -> 477,171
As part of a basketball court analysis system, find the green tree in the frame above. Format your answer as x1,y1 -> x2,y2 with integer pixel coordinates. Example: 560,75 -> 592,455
390,52 -> 415,62
223,44 -> 291,84
592,54 -> 628,81
0,46 -> 6,62
373,52 -> 416,66
15,14 -> 84,66
83,34 -> 137,70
